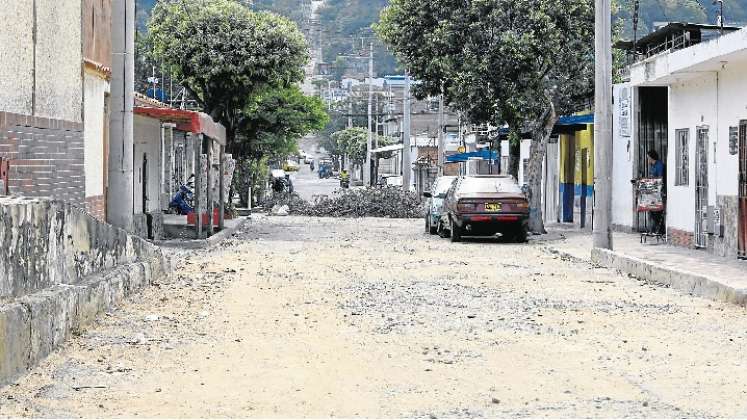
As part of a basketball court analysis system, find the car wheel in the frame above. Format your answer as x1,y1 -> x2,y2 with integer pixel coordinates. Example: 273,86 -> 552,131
429,219 -> 438,235
450,218 -> 462,243
438,220 -> 449,238
514,226 -> 528,243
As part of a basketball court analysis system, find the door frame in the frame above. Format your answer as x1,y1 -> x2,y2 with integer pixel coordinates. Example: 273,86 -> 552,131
695,126 -> 709,249
738,120 -> 747,259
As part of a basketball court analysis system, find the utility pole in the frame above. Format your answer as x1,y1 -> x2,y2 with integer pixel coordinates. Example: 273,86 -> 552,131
402,72 -> 412,191
437,93 -> 445,175
364,42 -> 373,186
593,0 -> 613,250
108,0 -> 135,231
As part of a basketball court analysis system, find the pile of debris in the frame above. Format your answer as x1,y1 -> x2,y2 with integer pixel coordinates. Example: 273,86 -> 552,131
265,188 -> 425,219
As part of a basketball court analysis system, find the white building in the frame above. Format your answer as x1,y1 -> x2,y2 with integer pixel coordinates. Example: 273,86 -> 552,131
612,24 -> 747,260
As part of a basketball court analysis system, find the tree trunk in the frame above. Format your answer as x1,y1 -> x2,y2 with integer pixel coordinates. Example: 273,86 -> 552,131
526,104 -> 557,234
508,129 -> 521,180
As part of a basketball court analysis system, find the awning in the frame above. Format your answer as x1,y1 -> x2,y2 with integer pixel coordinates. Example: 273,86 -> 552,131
134,107 -> 227,145
446,150 -> 498,163
557,114 -> 594,125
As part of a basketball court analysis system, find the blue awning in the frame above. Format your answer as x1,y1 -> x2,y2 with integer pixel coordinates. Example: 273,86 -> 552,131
557,114 -> 594,125
446,150 -> 498,163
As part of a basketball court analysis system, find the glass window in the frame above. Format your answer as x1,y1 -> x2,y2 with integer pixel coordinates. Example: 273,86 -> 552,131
458,177 -> 522,194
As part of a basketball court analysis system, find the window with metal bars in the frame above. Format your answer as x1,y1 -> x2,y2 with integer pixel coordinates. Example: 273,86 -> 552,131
675,129 -> 689,186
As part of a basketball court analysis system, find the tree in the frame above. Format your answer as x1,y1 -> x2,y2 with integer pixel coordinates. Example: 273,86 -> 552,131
149,0 -> 309,150
233,85 -> 329,206
238,86 -> 330,160
378,0 -> 594,234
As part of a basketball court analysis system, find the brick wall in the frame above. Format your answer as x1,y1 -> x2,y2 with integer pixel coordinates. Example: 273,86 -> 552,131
668,227 -> 695,248
0,111 -> 85,208
85,195 -> 105,222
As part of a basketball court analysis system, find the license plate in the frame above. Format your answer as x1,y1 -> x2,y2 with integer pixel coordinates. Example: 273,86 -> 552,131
485,203 -> 501,211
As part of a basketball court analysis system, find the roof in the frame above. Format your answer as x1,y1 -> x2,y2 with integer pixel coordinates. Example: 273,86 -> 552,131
134,107 -> 227,145
615,22 -> 742,51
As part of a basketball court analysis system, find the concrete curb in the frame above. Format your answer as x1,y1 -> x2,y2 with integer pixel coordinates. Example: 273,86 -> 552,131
0,255 -> 171,386
591,248 -> 747,307
156,217 -> 252,250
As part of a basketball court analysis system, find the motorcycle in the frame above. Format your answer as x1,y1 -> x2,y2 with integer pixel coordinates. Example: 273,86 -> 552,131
169,175 -> 195,215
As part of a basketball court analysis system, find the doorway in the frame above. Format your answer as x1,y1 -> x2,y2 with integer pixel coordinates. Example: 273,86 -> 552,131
738,121 -> 747,259
636,87 -> 668,232
695,127 -> 709,249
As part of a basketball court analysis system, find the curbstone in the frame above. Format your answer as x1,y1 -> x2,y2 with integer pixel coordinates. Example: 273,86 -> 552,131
591,248 -> 747,307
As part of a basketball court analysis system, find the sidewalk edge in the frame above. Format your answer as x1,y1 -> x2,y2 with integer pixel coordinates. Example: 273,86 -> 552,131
591,248 -> 747,307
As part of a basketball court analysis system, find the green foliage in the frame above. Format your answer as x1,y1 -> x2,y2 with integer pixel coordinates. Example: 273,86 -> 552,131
251,0 -> 310,26
238,85 -> 330,160
378,0 -> 594,127
148,0 -> 309,145
329,127 -> 392,164
233,156 -> 270,207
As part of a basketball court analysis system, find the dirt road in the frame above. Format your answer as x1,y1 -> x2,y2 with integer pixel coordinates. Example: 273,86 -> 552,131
1,216 -> 746,417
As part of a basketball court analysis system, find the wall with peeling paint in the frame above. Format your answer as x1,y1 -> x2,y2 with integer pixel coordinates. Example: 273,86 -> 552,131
0,197 -> 170,385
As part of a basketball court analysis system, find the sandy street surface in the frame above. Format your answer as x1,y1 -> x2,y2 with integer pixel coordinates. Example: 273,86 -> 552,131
1,216 -> 746,418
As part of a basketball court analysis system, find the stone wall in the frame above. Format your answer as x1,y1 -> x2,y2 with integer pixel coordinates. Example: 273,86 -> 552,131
0,197 -> 170,385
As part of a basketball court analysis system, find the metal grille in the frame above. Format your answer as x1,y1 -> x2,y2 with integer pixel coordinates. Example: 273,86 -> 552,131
695,127 -> 709,249
739,121 -> 747,259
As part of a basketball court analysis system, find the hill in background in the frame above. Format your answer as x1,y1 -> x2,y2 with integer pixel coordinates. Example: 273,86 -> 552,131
135,0 -> 746,76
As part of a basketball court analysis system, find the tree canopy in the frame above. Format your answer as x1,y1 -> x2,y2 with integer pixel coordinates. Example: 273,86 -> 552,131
378,0 -> 594,233
238,86 -> 330,160
149,0 -> 309,146
328,127 -> 392,164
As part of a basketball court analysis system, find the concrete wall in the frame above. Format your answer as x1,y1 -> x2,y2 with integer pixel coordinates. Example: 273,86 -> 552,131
0,2 -> 34,116
84,74 -> 110,220
667,74 -> 717,233
0,197 -> 169,385
134,115 -> 163,215
0,0 -> 87,208
612,83 -> 635,231
83,0 -> 112,68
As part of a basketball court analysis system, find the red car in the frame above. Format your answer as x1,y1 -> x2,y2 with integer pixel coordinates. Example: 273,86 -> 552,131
439,175 -> 529,242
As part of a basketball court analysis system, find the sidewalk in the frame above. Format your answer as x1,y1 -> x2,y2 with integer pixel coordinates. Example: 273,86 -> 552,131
542,225 -> 747,307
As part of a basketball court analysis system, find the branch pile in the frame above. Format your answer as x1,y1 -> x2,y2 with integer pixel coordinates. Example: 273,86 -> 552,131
264,188 -> 425,219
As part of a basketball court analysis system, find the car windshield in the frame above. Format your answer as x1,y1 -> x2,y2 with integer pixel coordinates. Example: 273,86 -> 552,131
458,177 -> 522,194
432,177 -> 456,196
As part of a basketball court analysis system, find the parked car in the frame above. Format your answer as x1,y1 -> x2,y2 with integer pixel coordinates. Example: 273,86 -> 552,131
283,159 -> 300,172
423,176 -> 457,235
439,175 -> 529,243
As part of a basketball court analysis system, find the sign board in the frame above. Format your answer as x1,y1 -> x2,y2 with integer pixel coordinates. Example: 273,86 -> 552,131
729,126 -> 739,155
457,146 -> 466,153
619,87 -> 631,137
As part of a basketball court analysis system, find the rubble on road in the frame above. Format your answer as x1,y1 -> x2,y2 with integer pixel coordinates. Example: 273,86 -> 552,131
263,188 -> 425,219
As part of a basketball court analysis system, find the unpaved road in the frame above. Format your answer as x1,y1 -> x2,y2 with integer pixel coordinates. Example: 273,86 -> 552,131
1,216 -> 746,418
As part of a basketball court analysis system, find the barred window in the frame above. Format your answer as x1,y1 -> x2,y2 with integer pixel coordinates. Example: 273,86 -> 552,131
675,129 -> 689,186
